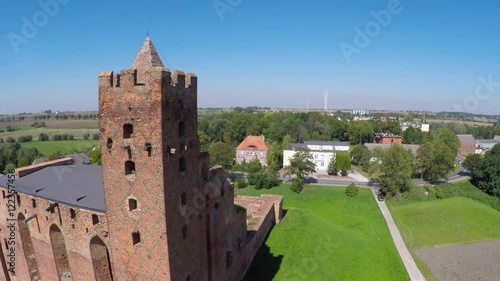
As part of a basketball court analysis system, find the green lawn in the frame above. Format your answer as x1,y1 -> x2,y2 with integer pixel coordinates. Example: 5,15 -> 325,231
238,184 -> 409,281
21,140 -> 99,156
387,182 -> 500,281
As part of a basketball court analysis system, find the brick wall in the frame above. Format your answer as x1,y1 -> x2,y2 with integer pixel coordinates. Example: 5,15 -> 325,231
0,191 -> 111,281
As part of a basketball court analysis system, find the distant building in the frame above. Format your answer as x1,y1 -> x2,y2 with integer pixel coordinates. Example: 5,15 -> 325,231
352,109 -> 370,116
421,124 -> 430,132
364,143 -> 420,155
373,133 -> 403,144
399,122 -> 429,132
457,134 -> 477,155
476,139 -> 500,150
494,135 -> 500,141
283,141 -> 350,172
235,136 -> 270,166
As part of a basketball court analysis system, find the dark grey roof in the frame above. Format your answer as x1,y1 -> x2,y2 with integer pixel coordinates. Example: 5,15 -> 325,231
290,143 -> 308,150
303,141 -> 350,146
0,165 -> 105,212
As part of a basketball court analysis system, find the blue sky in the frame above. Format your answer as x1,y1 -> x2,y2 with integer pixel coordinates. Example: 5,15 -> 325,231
1,0 -> 499,114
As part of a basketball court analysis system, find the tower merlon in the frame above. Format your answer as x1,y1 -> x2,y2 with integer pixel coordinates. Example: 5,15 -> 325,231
172,70 -> 197,89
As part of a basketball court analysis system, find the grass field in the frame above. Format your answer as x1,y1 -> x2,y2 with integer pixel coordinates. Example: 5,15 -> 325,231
21,140 -> 99,156
387,181 -> 500,281
237,184 -> 409,281
427,119 -> 493,126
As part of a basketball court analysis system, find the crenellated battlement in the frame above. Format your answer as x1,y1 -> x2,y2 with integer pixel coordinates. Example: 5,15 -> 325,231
98,68 -> 197,90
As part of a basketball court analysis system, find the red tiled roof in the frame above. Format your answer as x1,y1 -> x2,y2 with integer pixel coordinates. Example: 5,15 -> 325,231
236,136 -> 270,151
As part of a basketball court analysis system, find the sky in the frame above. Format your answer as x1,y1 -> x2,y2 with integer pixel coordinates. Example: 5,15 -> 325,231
1,0 -> 500,115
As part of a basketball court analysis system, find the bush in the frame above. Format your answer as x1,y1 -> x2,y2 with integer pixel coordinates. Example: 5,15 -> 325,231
31,121 -> 46,128
47,151 -> 62,161
83,132 -> 90,140
17,135 -> 33,143
249,172 -> 279,190
235,178 -> 248,189
6,126 -> 14,132
345,183 -> 359,197
5,137 -> 15,143
52,134 -> 62,141
38,133 -> 49,141
290,177 -> 304,194
0,138 -> 3,143
92,133 -> 100,140
68,134 -> 74,140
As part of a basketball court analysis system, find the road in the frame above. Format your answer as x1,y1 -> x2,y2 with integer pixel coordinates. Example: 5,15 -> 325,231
281,156 -> 470,187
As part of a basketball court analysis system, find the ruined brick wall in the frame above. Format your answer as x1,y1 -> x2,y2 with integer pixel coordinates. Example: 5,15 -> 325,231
99,67 -> 206,281
380,137 -> 402,144
0,191 -> 111,281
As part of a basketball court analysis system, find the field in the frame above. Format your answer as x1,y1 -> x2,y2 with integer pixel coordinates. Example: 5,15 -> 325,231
237,184 -> 409,281
0,119 -> 99,156
21,140 -> 99,155
387,182 -> 500,280
427,119 -> 493,126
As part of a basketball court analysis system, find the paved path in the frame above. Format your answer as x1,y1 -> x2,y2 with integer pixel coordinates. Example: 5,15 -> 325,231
370,188 -> 426,281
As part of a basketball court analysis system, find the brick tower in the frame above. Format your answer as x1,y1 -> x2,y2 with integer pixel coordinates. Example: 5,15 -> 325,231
98,36 -> 206,280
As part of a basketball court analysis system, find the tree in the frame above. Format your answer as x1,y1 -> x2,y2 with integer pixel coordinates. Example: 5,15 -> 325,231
434,128 -> 460,154
378,144 -> 415,196
327,156 -> 338,176
89,147 -> 101,165
468,144 -> 500,196
266,141 -> 283,172
463,153 -> 482,175
83,132 -> 90,140
341,161 -> 349,177
38,133 -> 49,141
290,177 -> 304,194
284,150 -> 316,179
403,127 -> 423,144
403,115 -> 414,122
245,160 -> 263,174
416,140 -> 455,181
208,142 -> 234,169
285,150 -> 316,194
3,163 -> 16,174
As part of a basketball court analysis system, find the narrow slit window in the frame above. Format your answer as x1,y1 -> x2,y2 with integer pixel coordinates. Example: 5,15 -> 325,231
92,214 -> 99,225
129,199 -> 137,211
125,160 -> 136,175
132,231 -> 141,245
123,124 -> 133,138
179,157 -> 186,174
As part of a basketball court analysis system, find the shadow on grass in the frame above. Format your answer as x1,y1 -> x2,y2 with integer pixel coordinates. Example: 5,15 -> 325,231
242,226 -> 284,281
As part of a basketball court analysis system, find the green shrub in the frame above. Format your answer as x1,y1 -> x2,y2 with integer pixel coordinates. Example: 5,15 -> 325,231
38,133 -> 49,141
345,183 -> 359,197
5,137 -> 15,143
83,132 -> 90,140
52,134 -> 62,141
92,133 -> 100,140
235,178 -> 248,189
290,177 -> 304,194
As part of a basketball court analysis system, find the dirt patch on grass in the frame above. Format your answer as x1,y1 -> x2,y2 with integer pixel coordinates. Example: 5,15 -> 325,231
415,240 -> 500,281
